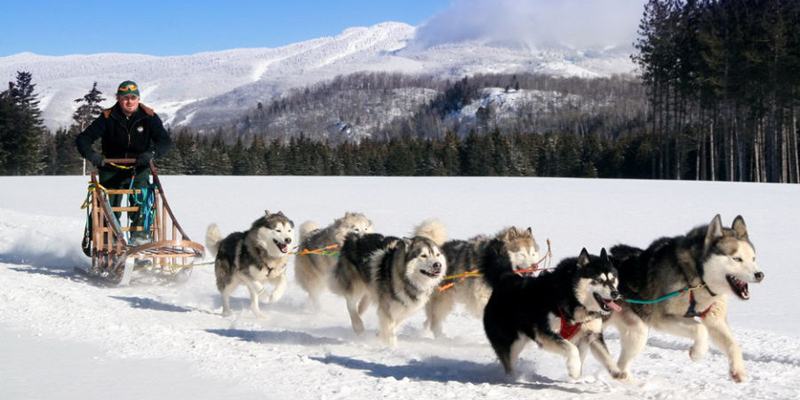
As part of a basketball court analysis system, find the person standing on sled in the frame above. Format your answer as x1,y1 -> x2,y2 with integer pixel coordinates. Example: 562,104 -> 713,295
76,80 -> 173,252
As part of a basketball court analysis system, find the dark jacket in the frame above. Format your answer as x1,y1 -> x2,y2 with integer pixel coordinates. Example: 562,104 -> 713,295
75,102 -> 172,171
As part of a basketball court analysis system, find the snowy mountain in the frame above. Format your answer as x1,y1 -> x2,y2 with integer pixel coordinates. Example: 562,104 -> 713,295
0,22 -> 635,131
1,175 -> 798,399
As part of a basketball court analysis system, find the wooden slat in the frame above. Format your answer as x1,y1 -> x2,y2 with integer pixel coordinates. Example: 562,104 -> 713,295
106,189 -> 145,195
111,206 -> 140,212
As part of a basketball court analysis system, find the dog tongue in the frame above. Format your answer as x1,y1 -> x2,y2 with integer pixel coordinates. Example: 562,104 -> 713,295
606,299 -> 622,312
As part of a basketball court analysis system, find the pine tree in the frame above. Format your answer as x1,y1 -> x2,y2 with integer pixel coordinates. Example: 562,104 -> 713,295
0,71 -> 46,175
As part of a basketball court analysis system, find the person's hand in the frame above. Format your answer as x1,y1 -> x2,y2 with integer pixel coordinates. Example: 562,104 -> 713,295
136,151 -> 154,167
88,153 -> 105,167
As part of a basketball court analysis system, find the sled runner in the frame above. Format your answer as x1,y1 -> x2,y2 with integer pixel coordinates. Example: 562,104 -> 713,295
76,159 -> 205,285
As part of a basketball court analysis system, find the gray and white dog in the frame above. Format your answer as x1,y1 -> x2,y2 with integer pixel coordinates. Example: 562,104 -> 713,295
295,212 -> 375,310
607,215 -> 765,383
424,227 -> 540,338
205,210 -> 295,317
329,219 -> 447,346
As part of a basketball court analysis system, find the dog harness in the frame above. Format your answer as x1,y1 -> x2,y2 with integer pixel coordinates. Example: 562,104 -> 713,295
556,305 -> 582,340
684,290 -> 714,320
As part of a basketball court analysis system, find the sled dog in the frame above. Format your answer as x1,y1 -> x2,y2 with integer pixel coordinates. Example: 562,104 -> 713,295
424,227 -> 540,338
205,210 -> 295,317
329,219 -> 447,346
295,212 -> 375,310
482,241 -> 625,380
606,214 -> 764,383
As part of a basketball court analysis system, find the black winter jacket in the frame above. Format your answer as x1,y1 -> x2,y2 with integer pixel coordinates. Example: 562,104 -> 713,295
75,102 -> 173,171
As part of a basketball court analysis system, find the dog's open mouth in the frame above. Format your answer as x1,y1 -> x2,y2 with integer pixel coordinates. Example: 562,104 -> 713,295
273,239 -> 289,254
727,275 -> 750,300
594,293 -> 622,312
420,269 -> 440,278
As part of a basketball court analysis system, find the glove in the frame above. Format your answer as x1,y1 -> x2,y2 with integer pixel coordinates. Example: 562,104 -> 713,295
136,151 -> 155,167
88,153 -> 106,167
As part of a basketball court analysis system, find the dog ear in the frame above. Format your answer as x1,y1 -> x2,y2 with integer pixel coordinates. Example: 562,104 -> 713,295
732,215 -> 748,238
704,214 -> 724,252
390,239 -> 408,270
264,210 -> 270,218
526,227 -> 533,236
577,248 -> 590,268
600,247 -> 608,261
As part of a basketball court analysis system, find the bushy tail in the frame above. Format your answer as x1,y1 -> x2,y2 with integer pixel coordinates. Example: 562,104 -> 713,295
299,221 -> 319,246
480,238 -> 518,289
413,219 -> 447,247
609,244 -> 642,263
205,224 -> 223,258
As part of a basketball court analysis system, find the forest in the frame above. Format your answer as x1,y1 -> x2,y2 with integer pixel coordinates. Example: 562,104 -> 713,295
1,0 -> 798,182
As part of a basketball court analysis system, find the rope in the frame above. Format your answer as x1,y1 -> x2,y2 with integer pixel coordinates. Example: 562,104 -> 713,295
290,244 -> 340,258
622,284 -> 707,304
437,238 -> 554,293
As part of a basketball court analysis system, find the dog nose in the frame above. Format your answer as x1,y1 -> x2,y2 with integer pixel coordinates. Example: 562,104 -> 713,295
284,237 -> 292,244
754,271 -> 765,282
432,262 -> 442,272
611,290 -> 621,300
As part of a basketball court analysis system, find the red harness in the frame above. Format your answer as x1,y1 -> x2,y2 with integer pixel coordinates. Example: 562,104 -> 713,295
684,290 -> 714,319
556,305 -> 582,340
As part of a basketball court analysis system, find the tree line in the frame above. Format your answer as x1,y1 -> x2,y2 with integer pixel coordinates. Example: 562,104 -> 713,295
635,0 -> 800,182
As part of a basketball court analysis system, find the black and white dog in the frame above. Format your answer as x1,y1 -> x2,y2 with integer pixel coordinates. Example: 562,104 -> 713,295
329,220 -> 447,346
482,239 -> 625,380
206,211 -> 294,317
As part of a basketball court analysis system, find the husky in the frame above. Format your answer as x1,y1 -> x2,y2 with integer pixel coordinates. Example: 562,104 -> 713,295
205,210 -> 295,317
482,240 -> 625,380
424,227 -> 540,338
295,212 -> 375,310
606,215 -> 764,383
329,219 -> 447,347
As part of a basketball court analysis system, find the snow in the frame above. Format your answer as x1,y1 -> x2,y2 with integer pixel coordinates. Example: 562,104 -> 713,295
1,175 -> 798,399
0,22 -> 635,131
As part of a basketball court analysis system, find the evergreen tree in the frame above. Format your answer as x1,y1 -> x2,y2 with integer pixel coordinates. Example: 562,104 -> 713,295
0,71 -> 46,175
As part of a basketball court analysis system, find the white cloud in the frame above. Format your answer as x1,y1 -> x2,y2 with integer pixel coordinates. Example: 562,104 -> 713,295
413,0 -> 645,49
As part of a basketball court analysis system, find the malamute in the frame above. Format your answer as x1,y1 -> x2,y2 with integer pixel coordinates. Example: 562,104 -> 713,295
329,219 -> 447,346
205,210 -> 295,317
607,214 -> 764,383
482,241 -> 625,380
295,212 -> 374,310
425,227 -> 540,338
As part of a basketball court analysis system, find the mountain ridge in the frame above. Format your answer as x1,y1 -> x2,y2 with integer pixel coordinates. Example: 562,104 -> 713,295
0,22 -> 635,131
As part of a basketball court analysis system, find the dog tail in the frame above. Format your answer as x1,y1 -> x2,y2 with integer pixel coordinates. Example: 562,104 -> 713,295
413,219 -> 447,247
480,238 -> 518,289
299,221 -> 318,245
205,224 -> 223,258
609,244 -> 642,262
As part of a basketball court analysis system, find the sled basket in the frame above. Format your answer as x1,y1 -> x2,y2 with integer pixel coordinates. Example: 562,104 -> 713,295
79,159 -> 205,285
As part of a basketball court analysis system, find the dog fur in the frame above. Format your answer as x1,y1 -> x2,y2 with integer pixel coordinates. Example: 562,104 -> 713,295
482,241 -> 625,380
205,210 -> 295,317
606,214 -> 764,383
424,227 -> 540,338
295,212 -> 374,310
329,219 -> 447,346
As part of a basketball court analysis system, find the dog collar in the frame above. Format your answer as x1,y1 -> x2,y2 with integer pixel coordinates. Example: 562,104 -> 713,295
556,304 -> 582,340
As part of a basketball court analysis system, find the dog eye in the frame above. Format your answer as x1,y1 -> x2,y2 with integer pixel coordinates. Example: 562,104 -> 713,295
733,257 -> 743,262
421,254 -> 428,258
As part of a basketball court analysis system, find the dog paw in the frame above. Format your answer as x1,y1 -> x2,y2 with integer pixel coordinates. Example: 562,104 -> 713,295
690,343 -> 708,362
221,309 -> 233,317
612,371 -> 628,380
567,360 -> 581,379
352,321 -> 365,335
730,368 -> 746,383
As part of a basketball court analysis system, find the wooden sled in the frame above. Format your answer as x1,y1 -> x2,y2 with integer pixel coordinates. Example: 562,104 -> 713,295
77,159 -> 205,285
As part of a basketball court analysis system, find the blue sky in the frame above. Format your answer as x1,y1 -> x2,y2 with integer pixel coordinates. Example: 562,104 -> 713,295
0,0 -> 453,57
0,0 -> 647,57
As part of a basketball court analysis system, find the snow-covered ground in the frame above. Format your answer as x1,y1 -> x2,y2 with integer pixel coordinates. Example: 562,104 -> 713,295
1,175 -> 798,399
